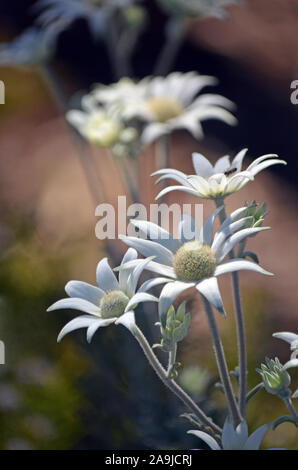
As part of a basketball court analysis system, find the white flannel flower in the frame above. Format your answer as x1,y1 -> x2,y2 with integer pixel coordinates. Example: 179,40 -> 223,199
156,0 -> 242,19
188,417 -> 283,450
35,0 -> 139,39
66,95 -> 138,151
93,77 -> 149,117
119,206 -> 272,321
0,27 -> 55,67
47,249 -> 160,343
153,149 -> 287,200
94,72 -> 236,144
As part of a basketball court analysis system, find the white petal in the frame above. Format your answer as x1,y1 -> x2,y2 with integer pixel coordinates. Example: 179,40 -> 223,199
222,417 -> 236,449
86,318 -> 116,343
187,430 -> 220,450
66,110 -> 87,129
114,259 -> 176,279
218,206 -> 250,232
129,219 -> 181,253
178,214 -> 199,243
273,332 -> 298,346
115,311 -> 136,334
283,359 -> 298,370
229,421 -> 249,449
153,169 -> 190,187
246,154 -> 279,171
125,292 -> 158,312
65,281 -> 104,305
155,185 -> 202,200
159,281 -> 193,326
141,123 -> 168,144
211,217 -> 252,256
119,235 -> 174,266
200,206 -> 224,245
191,153 -> 214,177
225,171 -> 253,193
243,424 -> 270,450
57,315 -> 97,342
138,277 -> 173,293
96,258 -> 119,292
127,256 -> 156,296
119,248 -> 138,292
249,159 -> 287,176
217,227 -> 269,262
196,277 -> 226,317
213,155 -> 231,173
193,106 -> 237,127
231,148 -> 248,172
187,175 -> 210,196
214,259 -> 273,277
175,113 -> 204,140
47,298 -> 100,316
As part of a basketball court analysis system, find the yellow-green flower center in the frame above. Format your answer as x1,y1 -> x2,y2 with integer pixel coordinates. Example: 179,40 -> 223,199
84,112 -> 121,147
100,290 -> 129,319
173,241 -> 217,282
146,97 -> 183,123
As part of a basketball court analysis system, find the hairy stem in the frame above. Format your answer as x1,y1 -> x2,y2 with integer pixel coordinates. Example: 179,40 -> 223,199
133,325 -> 221,435
201,294 -> 242,428
154,18 -> 186,76
283,396 -> 298,423
167,343 -> 177,377
215,197 -> 247,420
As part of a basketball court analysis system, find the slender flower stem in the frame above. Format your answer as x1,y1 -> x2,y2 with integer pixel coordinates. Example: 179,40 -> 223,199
133,325 -> 221,435
156,135 -> 169,171
154,18 -> 186,76
115,153 -> 139,204
283,396 -> 298,423
201,294 -> 242,428
167,343 -> 177,377
155,135 -> 169,204
39,63 -> 103,206
215,197 -> 247,420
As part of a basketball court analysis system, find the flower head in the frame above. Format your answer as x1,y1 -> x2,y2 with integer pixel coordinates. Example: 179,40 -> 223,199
94,72 -> 236,144
118,206 -> 272,323
188,416 -> 281,450
66,96 -> 138,156
47,249 -> 161,342
257,357 -> 291,399
156,0 -> 243,19
0,28 -> 55,67
153,149 -> 286,200
154,301 -> 191,352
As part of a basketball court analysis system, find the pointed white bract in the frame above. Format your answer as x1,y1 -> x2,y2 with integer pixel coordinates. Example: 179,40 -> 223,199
153,149 -> 287,200
93,72 -> 237,144
47,248 -> 161,343
118,206 -> 272,320
188,416 -> 280,450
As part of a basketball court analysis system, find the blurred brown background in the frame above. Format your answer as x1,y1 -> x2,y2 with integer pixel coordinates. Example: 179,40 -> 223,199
0,0 -> 297,450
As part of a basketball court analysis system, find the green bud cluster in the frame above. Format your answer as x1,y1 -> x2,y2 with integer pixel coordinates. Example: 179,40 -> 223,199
244,201 -> 268,229
154,302 -> 191,353
257,357 -> 291,399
